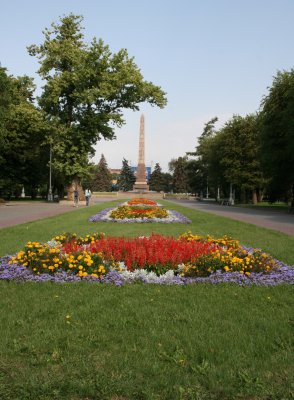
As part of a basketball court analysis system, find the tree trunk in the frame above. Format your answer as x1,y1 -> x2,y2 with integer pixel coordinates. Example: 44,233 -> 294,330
257,188 -> 263,203
252,189 -> 258,205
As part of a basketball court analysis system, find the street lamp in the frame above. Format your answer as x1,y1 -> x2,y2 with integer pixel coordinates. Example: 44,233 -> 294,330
47,142 -> 53,202
229,183 -> 234,205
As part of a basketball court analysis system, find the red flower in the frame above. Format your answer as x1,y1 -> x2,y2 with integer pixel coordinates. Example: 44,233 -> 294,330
62,234 -> 219,271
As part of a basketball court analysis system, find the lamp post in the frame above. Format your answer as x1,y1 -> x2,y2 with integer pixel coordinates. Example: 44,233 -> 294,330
47,142 -> 53,202
229,183 -> 234,205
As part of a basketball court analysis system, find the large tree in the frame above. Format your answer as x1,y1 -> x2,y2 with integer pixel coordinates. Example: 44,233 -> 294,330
117,158 -> 135,191
216,114 -> 265,203
0,68 -> 48,199
149,163 -> 165,192
91,154 -> 112,192
28,14 -> 167,184
260,69 -> 294,206
187,117 -> 218,197
169,157 -> 189,193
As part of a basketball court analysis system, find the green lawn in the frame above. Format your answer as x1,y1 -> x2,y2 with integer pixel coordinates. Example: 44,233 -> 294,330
0,282 -> 293,400
0,200 -> 293,399
237,201 -> 291,212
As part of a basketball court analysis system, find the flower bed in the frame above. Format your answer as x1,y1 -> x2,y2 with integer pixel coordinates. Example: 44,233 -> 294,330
127,198 -> 158,206
1,232 -> 293,286
89,199 -> 191,224
109,205 -> 168,219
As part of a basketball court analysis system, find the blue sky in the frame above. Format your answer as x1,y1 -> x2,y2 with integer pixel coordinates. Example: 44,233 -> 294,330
1,0 -> 294,171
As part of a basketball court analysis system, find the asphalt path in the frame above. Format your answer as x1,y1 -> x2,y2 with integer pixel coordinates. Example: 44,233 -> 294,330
0,201 -> 87,229
0,199 -> 293,236
165,199 -> 294,236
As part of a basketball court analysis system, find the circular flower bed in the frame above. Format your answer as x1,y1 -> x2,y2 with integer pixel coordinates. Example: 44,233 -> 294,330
109,205 -> 168,219
1,232 -> 293,286
89,198 -> 191,224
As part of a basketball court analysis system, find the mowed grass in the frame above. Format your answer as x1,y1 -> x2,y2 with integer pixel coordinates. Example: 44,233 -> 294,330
0,200 -> 293,399
0,283 -> 293,400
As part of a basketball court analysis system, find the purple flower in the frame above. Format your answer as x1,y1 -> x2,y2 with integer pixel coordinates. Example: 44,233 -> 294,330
1,253 -> 293,286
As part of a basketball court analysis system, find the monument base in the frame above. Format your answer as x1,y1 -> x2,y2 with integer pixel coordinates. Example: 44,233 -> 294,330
133,183 -> 149,192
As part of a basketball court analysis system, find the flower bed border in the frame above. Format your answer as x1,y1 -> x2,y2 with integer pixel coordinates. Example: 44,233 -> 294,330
1,255 -> 293,286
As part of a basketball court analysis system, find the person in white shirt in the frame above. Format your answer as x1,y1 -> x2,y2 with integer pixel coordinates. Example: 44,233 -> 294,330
85,188 -> 91,206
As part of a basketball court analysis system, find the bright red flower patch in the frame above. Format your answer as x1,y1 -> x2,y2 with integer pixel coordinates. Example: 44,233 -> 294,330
62,234 -> 218,271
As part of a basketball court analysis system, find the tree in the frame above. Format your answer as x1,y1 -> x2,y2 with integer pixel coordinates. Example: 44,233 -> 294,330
169,157 -> 189,193
91,154 -> 112,191
28,14 -> 167,184
187,117 -> 218,197
161,172 -> 173,193
149,163 -> 165,192
260,69 -> 294,206
117,158 -> 135,191
216,114 -> 265,203
186,115 -> 265,203
0,67 -> 49,199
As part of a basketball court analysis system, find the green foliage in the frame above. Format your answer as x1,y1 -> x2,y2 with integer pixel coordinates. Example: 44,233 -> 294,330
186,115 -> 265,202
260,69 -> 294,205
161,172 -> 173,193
217,114 -> 265,202
0,67 -> 49,199
169,157 -> 189,193
149,162 -> 165,192
117,158 -> 135,191
28,14 -> 167,181
186,117 -> 219,196
91,154 -> 112,191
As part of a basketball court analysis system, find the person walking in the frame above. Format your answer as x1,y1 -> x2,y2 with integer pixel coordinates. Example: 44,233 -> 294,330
73,189 -> 79,207
85,188 -> 91,206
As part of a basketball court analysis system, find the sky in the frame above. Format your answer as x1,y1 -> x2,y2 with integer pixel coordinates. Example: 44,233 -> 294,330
1,0 -> 294,171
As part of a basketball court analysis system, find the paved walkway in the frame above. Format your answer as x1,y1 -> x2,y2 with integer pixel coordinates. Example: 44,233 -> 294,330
0,199 -> 294,236
0,201 -> 88,229
165,199 -> 294,236
0,198 -> 119,229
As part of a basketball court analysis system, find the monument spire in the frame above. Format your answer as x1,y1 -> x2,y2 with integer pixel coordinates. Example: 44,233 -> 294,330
133,114 -> 149,192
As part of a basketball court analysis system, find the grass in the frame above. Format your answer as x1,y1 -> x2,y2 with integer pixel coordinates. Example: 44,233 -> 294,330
92,192 -> 118,196
0,282 -> 293,400
0,199 -> 293,265
0,199 -> 293,399
237,201 -> 290,212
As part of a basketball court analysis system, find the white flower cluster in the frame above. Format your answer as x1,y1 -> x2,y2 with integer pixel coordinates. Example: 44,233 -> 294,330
117,269 -> 183,284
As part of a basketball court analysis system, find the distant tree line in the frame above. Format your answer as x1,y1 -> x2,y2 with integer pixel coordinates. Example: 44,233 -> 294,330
169,71 -> 294,206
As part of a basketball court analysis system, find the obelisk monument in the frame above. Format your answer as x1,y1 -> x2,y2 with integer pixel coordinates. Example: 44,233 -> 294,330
133,114 -> 149,192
